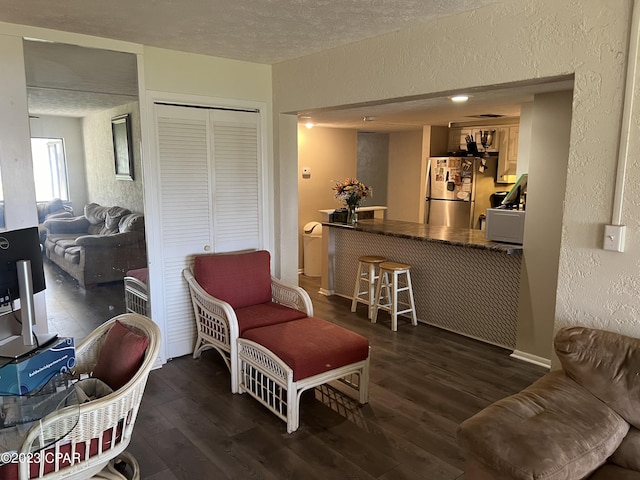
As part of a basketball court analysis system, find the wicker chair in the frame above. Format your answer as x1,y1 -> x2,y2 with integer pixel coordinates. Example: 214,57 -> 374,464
183,250 -> 313,393
16,313 -> 161,480
124,268 -> 149,316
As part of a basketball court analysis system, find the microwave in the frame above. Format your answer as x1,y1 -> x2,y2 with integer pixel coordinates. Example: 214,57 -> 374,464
485,208 -> 525,244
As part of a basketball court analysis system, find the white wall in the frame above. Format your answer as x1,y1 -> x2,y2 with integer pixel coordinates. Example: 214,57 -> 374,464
387,130 -> 423,222
515,91 -> 572,364
29,115 -> 88,214
0,35 -> 46,331
273,0 -> 634,360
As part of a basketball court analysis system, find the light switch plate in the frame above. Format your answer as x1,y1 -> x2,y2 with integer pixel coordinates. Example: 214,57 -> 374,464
603,224 -> 625,252
302,167 -> 311,178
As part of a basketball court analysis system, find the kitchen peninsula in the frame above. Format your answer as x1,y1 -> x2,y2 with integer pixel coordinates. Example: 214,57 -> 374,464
321,218 -> 523,349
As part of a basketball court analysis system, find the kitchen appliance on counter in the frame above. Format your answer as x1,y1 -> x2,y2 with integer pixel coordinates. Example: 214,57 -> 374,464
425,156 -> 478,228
485,208 -> 525,244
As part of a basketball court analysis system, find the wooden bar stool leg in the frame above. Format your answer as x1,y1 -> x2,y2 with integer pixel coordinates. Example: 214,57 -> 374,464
371,270 -> 387,324
350,261 -> 364,314
406,270 -> 417,326
367,261 -> 377,319
391,271 -> 399,332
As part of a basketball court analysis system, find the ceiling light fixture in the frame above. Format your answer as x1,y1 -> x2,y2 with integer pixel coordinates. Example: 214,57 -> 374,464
304,122 -> 314,129
450,95 -> 469,103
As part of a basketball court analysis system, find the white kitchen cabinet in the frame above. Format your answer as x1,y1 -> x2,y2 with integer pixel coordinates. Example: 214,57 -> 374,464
496,125 -> 519,183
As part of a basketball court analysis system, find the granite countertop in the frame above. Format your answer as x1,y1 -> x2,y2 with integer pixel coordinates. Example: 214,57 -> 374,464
323,218 -> 523,254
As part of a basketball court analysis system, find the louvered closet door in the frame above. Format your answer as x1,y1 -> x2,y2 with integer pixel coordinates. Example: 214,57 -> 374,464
154,104 -> 261,359
211,110 -> 261,252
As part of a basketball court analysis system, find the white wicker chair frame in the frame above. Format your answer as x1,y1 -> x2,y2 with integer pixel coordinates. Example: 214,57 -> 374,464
183,266 -> 314,393
123,277 -> 148,316
237,338 -> 370,433
17,313 -> 161,480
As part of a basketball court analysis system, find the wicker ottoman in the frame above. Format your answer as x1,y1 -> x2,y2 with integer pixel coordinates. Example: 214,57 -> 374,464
238,316 -> 370,433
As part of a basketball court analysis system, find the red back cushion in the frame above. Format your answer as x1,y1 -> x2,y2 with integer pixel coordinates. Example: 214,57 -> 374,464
194,250 -> 272,309
92,320 -> 149,390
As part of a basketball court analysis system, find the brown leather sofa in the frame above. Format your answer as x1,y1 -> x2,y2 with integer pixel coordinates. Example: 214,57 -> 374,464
457,326 -> 640,480
43,203 -> 147,288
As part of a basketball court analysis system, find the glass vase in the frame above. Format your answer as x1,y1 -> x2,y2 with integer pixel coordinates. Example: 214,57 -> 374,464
346,204 -> 358,225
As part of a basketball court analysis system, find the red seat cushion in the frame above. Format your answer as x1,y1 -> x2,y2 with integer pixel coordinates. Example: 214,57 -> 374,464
194,250 -> 272,309
0,426 -> 122,480
236,302 -> 307,335
242,317 -> 369,381
92,320 -> 149,390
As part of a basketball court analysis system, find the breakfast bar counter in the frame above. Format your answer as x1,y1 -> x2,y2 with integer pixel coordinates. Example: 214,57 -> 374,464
321,219 -> 522,349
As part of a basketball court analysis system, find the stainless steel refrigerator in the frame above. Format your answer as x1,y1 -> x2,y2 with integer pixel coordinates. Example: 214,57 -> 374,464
425,157 -> 477,228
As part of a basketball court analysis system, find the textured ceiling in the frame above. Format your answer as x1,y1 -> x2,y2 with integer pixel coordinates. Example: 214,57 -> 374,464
0,0 -> 499,65
12,0 -> 573,127
24,41 -> 138,117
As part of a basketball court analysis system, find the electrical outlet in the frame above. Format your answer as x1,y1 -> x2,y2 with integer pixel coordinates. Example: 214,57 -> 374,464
603,224 -> 626,252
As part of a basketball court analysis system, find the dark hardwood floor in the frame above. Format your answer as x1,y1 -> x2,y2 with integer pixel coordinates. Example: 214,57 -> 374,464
43,265 -> 546,479
43,259 -> 128,342
121,274 -> 545,480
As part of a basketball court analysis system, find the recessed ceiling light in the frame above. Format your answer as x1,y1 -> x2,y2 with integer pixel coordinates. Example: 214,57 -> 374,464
450,95 -> 469,103
304,122 -> 314,129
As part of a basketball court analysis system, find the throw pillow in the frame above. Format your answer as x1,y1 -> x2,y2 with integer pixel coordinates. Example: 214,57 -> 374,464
92,320 -> 149,390
84,203 -> 109,224
102,206 -> 131,235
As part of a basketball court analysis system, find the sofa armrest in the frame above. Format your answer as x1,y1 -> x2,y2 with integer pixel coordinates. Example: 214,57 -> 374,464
271,276 -> 314,316
43,211 -> 74,222
75,232 -> 141,248
44,216 -> 90,234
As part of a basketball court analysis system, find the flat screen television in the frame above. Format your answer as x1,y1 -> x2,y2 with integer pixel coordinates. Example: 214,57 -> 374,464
501,173 -> 528,209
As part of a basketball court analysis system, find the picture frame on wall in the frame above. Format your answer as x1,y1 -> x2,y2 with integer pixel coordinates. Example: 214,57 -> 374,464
112,114 -> 134,181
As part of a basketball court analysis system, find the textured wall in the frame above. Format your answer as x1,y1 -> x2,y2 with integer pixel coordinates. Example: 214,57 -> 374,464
274,0 -> 636,358
357,132 -> 389,207
82,101 -> 143,213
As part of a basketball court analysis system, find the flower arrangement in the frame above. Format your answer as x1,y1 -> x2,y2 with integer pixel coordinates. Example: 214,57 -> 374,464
333,178 -> 372,224
333,177 -> 372,207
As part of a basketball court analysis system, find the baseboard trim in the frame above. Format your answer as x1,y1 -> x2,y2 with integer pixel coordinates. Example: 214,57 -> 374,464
510,350 -> 551,369
318,288 -> 334,296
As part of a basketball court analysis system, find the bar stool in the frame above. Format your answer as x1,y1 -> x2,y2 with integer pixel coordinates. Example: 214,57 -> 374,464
351,255 -> 387,319
372,261 -> 417,331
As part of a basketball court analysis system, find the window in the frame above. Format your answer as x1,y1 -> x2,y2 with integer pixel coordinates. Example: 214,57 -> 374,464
31,138 -> 69,202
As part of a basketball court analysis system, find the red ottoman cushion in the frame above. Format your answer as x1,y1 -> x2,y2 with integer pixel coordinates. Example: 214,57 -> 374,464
242,317 -> 369,381
235,302 -> 307,335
